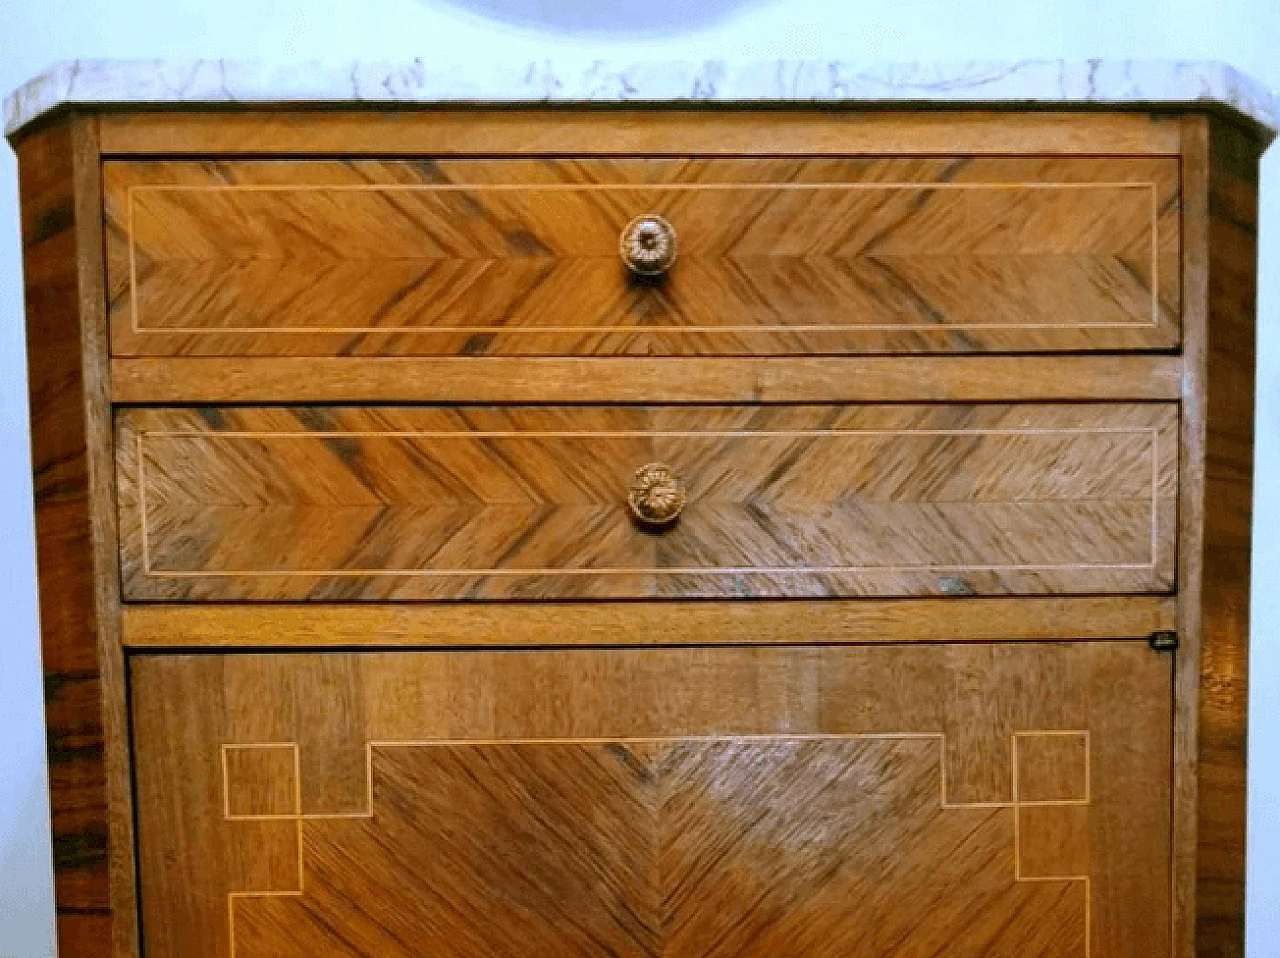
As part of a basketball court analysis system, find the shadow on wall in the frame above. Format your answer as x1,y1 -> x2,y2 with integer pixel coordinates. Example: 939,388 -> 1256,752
420,0 -> 771,37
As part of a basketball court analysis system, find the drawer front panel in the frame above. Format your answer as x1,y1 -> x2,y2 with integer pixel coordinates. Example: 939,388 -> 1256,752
131,642 -> 1173,958
116,404 -> 1179,601
104,157 -> 1180,357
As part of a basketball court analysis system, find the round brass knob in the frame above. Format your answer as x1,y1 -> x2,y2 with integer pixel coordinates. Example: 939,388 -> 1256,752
620,214 -> 678,277
628,462 -> 687,527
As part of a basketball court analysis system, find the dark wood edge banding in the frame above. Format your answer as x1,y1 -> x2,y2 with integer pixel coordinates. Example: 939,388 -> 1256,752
19,113 -> 139,957
1173,111 -> 1210,958
1172,114 -> 1260,958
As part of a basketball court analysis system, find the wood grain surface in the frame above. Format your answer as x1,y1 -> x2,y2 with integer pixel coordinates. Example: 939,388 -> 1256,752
17,115 -> 138,957
119,595 -> 1178,649
1173,115 -> 1262,958
115,403 -> 1179,601
103,156 -> 1181,356
108,355 -> 1185,404
95,110 -> 1185,157
130,642 -> 1173,958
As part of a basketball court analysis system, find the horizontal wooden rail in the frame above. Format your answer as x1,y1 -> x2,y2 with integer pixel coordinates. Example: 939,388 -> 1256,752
122,595 -> 1177,649
111,355 -> 1184,404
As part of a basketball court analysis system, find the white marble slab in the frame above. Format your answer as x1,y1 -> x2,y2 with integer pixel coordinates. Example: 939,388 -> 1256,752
6,59 -> 1277,139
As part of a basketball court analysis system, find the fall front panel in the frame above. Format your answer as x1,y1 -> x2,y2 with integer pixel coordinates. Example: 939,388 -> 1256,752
130,642 -> 1172,958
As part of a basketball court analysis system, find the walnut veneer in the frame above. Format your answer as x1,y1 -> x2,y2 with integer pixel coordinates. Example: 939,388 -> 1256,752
116,403 -> 1178,601
103,156 -> 1180,356
10,107 -> 1266,958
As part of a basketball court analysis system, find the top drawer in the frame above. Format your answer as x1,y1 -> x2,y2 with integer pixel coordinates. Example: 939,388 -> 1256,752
103,156 -> 1180,357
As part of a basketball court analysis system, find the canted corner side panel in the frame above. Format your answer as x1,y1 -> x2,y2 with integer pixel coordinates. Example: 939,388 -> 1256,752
18,116 -> 138,957
129,643 -> 1173,958
1174,113 -> 1261,958
114,404 -> 1179,602
103,156 -> 1180,357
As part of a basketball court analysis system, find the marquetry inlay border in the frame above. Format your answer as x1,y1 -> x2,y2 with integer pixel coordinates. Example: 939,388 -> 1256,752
134,425 -> 1166,582
124,180 -> 1163,337
220,731 -> 1094,958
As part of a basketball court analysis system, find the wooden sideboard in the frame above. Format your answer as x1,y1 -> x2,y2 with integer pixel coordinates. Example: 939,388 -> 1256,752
10,105 -> 1266,958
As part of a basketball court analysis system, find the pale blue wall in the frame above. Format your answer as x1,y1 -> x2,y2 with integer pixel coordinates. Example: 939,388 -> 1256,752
1,2 -> 1277,955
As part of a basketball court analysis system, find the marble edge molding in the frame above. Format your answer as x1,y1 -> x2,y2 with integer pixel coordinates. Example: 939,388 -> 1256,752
5,58 -> 1278,139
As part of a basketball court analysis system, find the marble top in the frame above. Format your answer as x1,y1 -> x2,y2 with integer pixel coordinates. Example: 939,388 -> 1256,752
6,59 -> 1277,139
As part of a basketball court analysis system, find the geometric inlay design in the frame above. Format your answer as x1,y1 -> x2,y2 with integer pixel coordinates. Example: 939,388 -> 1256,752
222,744 -> 298,819
223,733 -> 1092,957
1017,730 -> 1091,804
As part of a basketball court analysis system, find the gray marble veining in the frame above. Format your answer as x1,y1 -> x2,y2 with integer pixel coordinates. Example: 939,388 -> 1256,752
5,59 -> 1277,138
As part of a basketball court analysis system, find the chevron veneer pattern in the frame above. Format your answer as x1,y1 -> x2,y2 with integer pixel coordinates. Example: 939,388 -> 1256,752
102,157 -> 1180,357
129,643 -> 1171,958
226,737 -> 1089,958
115,403 -> 1179,601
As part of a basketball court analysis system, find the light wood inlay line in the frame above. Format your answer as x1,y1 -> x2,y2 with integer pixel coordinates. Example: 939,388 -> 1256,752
148,564 -> 1159,577
129,182 -> 1163,193
218,733 -> 1094,820
123,179 -> 1163,336
222,732 -> 1093,958
225,743 -> 306,958
140,428 -> 1162,438
220,744 -> 302,822
134,426 -> 1164,579
1013,731 -> 1094,958
135,432 -> 150,587
106,155 -> 1180,358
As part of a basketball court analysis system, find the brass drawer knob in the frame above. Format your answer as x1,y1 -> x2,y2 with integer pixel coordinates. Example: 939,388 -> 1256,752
620,214 -> 677,277
628,462 -> 687,527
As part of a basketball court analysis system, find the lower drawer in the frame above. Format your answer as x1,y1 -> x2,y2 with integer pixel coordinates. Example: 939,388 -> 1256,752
131,641 -> 1172,958
115,403 -> 1179,601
